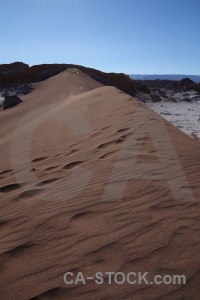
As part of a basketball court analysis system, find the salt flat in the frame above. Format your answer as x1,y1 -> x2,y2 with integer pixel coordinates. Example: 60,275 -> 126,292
146,100 -> 200,138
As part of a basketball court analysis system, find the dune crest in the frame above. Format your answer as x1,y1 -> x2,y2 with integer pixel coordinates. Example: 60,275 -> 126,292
0,69 -> 200,299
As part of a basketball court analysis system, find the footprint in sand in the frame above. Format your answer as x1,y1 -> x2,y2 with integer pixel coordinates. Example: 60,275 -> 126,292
99,150 -> 118,159
117,128 -> 129,133
115,137 -> 125,144
31,156 -> 48,163
65,149 -> 77,156
63,161 -> 84,170
36,178 -> 60,187
0,183 -> 21,193
97,141 -> 116,149
0,169 -> 13,176
45,166 -> 60,172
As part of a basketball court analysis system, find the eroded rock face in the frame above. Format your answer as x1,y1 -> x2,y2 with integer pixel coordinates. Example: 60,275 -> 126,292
0,63 -> 67,87
1,63 -> 199,102
0,62 -> 29,75
179,78 -> 200,93
80,67 -> 136,96
0,84 -> 34,97
0,62 -> 137,97
133,78 -> 200,103
3,95 -> 22,109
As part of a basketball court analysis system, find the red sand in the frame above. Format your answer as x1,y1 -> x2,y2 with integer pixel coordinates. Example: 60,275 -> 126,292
0,68 -> 200,299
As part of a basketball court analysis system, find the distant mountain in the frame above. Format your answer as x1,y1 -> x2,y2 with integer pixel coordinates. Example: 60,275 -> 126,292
129,74 -> 200,83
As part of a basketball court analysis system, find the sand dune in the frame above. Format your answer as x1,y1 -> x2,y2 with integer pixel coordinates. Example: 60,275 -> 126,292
0,68 -> 200,299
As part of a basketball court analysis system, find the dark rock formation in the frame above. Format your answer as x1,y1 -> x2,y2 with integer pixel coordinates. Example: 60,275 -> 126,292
180,77 -> 194,85
133,79 -> 176,89
132,77 -> 200,103
132,83 -> 150,94
80,67 -> 136,96
0,83 -> 34,97
0,63 -> 66,87
3,95 -> 22,109
151,93 -> 162,102
1,63 -> 199,103
0,62 -> 136,97
0,62 -> 29,75
178,78 -> 200,93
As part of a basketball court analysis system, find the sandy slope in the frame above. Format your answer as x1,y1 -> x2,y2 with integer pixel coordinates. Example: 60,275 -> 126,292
0,68 -> 200,300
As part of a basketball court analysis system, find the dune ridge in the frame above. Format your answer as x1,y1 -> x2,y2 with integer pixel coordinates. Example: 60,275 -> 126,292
0,68 -> 200,299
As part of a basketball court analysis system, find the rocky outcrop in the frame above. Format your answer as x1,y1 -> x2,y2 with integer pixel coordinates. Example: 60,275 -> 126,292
0,62 -> 136,97
133,78 -> 200,103
1,63 -> 199,103
134,83 -> 150,94
0,63 -> 67,87
0,83 -> 34,97
178,78 -> 200,93
80,67 -> 136,95
0,62 -> 29,75
134,79 -> 175,89
3,95 -> 22,109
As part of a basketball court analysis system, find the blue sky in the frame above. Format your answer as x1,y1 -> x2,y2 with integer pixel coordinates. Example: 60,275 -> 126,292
1,0 -> 200,74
